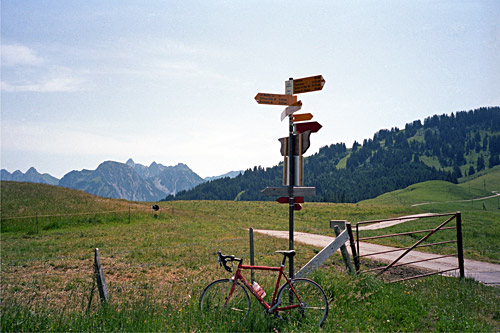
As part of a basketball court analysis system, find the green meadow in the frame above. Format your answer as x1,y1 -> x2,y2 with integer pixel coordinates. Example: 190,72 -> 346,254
1,178 -> 499,331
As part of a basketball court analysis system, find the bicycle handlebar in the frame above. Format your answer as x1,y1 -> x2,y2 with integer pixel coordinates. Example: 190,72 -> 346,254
217,251 -> 242,272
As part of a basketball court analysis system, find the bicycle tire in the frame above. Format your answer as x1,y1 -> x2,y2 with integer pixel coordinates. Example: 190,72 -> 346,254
199,278 -> 250,322
276,278 -> 329,327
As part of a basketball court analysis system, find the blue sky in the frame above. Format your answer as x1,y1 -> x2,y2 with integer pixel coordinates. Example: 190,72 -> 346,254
1,1 -> 499,178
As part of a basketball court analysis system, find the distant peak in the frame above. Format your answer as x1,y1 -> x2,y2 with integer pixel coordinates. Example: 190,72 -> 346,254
126,158 -> 135,165
26,167 -> 38,173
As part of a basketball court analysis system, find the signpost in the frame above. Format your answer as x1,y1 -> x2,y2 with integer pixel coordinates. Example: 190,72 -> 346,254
278,131 -> 311,156
280,104 -> 302,121
256,74 -> 325,278
262,186 -> 316,197
293,113 -> 313,122
255,93 -> 298,106
277,196 -> 304,204
295,121 -> 322,134
285,75 -> 326,95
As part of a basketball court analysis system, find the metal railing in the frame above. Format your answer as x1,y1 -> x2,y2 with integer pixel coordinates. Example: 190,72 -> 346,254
353,212 -> 464,282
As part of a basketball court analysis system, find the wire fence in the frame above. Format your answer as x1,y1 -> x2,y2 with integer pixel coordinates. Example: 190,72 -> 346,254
0,206 -> 164,234
1,209 -> 134,220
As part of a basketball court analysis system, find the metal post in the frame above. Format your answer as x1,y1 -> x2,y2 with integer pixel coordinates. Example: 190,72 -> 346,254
287,77 -> 295,279
249,228 -> 255,283
456,212 -> 465,278
128,207 -> 131,224
346,223 -> 360,272
36,212 -> 39,234
94,248 -> 109,303
333,225 -> 356,276
356,223 -> 360,269
288,114 -> 295,279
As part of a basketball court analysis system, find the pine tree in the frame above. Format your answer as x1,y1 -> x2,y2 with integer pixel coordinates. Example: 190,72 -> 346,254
477,156 -> 485,171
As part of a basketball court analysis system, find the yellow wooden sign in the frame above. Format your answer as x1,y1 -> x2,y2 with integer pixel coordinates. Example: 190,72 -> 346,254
255,93 -> 298,106
292,113 -> 313,122
289,75 -> 325,94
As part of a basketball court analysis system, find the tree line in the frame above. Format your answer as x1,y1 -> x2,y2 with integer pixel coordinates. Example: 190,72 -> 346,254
164,107 -> 500,203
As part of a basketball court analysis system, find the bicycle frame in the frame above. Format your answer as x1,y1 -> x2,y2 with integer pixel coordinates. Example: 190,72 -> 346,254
227,262 -> 302,313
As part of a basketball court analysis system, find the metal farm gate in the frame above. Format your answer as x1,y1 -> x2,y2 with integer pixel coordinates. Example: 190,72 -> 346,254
352,212 -> 465,283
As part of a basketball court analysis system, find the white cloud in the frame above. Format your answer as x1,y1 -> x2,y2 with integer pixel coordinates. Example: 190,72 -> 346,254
1,44 -> 43,66
1,76 -> 87,93
1,43 -> 89,93
1,64 -> 89,93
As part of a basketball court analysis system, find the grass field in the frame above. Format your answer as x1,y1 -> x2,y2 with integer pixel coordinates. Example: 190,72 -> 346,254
1,180 -> 499,331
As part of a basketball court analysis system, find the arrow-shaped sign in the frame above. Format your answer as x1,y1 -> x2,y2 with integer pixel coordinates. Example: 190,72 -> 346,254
276,196 -> 304,204
280,103 -> 302,121
262,186 -> 316,197
279,131 -> 312,156
295,121 -> 322,134
293,113 -> 313,123
255,93 -> 298,106
286,75 -> 326,94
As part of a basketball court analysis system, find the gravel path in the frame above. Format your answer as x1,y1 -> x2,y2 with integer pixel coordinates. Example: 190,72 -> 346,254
253,229 -> 500,286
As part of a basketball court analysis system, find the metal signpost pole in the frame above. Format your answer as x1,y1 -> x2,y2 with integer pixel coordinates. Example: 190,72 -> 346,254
256,74 -> 325,279
285,78 -> 295,279
288,114 -> 295,279
287,78 -> 295,279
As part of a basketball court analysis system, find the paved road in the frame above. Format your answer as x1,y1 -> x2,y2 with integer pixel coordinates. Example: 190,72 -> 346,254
253,229 -> 500,286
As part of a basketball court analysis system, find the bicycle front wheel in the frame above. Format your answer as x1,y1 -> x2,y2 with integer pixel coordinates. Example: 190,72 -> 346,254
276,278 -> 329,327
200,279 -> 250,322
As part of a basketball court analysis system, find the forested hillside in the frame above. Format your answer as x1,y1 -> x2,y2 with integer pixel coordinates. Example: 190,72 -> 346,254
165,107 -> 500,203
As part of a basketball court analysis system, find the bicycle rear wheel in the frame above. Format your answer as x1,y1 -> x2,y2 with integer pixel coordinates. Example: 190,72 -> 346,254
200,279 -> 250,322
276,278 -> 329,327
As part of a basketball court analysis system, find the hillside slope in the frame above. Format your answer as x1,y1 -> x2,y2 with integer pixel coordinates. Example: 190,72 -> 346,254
168,107 -> 500,203
0,181 -> 148,218
362,166 -> 500,206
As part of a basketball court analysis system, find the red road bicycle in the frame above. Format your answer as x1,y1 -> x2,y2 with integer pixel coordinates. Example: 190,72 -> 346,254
199,250 -> 329,327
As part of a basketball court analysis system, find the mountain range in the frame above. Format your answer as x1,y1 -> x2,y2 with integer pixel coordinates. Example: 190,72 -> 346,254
3,107 -> 499,203
1,159 -> 241,202
1,167 -> 59,186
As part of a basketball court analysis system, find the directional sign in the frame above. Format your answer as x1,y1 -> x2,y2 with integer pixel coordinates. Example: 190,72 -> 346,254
293,113 -> 313,123
279,131 -> 311,156
294,204 -> 303,211
255,93 -> 298,106
295,121 -> 322,134
280,103 -> 302,121
286,75 -> 325,94
276,196 -> 304,204
262,186 -> 316,197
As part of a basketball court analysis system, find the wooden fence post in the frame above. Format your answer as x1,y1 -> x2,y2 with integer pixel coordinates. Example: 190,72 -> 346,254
94,248 -> 109,303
